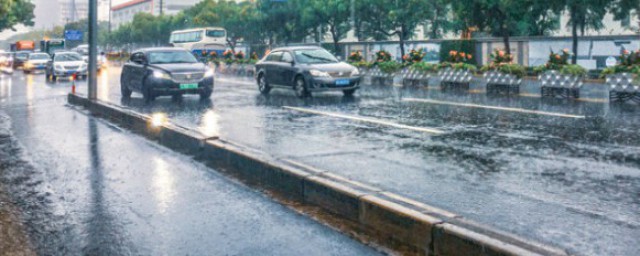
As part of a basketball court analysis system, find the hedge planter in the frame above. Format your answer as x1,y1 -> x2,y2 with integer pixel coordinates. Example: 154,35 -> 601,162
401,68 -> 433,88
607,73 -> 640,103
539,70 -> 583,99
439,68 -> 473,91
367,67 -> 395,85
484,71 -> 522,95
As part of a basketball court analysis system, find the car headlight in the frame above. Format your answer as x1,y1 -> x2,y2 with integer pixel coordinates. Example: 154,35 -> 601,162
24,62 -> 34,68
204,68 -> 214,78
309,69 -> 331,77
153,70 -> 171,80
351,68 -> 360,76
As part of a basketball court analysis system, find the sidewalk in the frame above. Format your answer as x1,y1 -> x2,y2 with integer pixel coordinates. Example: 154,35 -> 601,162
0,80 -> 382,255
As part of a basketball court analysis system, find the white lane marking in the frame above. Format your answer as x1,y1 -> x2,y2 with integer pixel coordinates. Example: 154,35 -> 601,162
403,98 -> 586,119
216,77 -> 256,86
283,106 -> 445,135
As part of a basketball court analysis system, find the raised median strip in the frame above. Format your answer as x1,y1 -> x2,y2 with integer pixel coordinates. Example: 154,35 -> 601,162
67,93 -> 569,256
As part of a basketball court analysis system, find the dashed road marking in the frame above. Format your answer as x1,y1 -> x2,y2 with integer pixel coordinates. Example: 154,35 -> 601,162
403,98 -> 586,119
283,106 -> 445,135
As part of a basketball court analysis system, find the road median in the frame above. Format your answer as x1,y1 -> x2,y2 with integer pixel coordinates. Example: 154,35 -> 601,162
67,93 -> 569,256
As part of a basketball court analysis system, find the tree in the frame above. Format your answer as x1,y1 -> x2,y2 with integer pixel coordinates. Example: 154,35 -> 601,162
425,0 -> 455,39
0,0 -> 35,32
256,0 -> 308,45
359,0 -> 431,59
565,0 -> 612,63
302,0 -> 351,54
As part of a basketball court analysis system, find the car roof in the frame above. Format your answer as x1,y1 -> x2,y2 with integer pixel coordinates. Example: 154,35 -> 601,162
53,51 -> 81,56
135,47 -> 188,54
271,46 -> 324,52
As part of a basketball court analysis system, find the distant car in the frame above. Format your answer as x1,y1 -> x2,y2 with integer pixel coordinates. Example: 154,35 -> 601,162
255,46 -> 361,97
73,44 -> 107,70
13,51 -> 30,69
120,47 -> 214,101
0,52 -> 13,71
45,52 -> 87,81
23,52 -> 50,73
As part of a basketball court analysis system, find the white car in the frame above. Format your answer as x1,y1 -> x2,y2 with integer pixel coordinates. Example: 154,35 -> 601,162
45,52 -> 87,81
23,53 -> 50,73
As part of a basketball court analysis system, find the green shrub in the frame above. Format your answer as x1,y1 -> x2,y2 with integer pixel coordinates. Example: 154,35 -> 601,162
351,61 -> 373,69
481,63 -> 526,78
410,62 -> 439,73
378,61 -> 403,74
440,62 -> 477,72
559,64 -> 587,77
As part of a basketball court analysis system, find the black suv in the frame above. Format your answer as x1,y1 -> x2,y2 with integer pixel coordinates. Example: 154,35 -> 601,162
120,48 -> 214,101
255,46 -> 361,97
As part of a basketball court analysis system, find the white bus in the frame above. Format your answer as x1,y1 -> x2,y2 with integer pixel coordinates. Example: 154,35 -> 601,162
169,27 -> 227,57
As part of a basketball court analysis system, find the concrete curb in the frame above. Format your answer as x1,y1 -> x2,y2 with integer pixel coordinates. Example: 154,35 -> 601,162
68,93 -> 570,256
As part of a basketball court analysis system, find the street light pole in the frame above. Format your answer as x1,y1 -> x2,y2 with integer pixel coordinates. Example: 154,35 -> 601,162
88,0 -> 98,100
159,0 -> 163,16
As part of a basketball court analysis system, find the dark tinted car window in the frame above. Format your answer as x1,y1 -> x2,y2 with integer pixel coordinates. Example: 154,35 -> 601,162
206,30 -> 225,38
148,51 -> 198,64
266,52 -> 283,62
294,49 -> 338,64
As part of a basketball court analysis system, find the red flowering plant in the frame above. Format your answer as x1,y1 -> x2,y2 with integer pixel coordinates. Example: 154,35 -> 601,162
209,51 -> 220,66
375,50 -> 392,62
248,52 -> 259,64
440,50 -> 476,72
534,49 -> 585,76
408,48 -> 427,63
222,49 -> 235,65
347,51 -> 364,63
481,49 -> 525,78
601,49 -> 640,79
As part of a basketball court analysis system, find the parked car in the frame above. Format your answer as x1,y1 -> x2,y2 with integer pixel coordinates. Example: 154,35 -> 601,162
23,52 -> 50,73
45,52 -> 87,81
120,47 -> 214,101
12,51 -> 30,69
255,46 -> 361,97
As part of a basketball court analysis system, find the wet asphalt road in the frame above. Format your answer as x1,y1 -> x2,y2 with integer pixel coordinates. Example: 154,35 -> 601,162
102,66 -> 639,256
0,71 -> 383,255
2,66 -> 640,255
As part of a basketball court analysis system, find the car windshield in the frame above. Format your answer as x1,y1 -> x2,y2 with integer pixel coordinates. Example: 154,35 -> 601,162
15,52 -> 29,60
29,54 -> 49,60
148,51 -> 198,64
54,53 -> 82,62
294,49 -> 338,64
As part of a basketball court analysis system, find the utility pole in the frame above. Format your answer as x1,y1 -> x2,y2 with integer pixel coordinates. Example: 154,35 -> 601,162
159,0 -> 163,16
88,0 -> 98,100
108,0 -> 112,33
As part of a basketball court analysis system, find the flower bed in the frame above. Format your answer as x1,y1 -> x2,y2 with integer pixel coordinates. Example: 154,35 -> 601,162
439,51 -> 476,91
481,50 -> 525,95
535,50 -> 586,99
602,50 -> 640,103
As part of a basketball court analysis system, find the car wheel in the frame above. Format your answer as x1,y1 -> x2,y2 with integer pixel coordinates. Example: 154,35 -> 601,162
257,73 -> 271,95
294,76 -> 310,98
142,83 -> 156,102
200,88 -> 213,100
120,77 -> 132,98
343,89 -> 357,97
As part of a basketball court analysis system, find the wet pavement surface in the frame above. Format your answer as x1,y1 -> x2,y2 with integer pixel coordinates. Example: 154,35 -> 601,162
0,71 -> 382,255
94,66 -> 639,256
2,66 -> 640,255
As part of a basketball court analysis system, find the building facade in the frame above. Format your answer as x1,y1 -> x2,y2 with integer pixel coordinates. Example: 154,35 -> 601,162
110,0 -> 202,29
111,0 -> 154,29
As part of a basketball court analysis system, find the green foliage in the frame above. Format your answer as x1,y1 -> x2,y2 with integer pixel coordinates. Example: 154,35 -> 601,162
439,40 -> 476,64
352,61 -> 374,69
301,0 -> 351,54
0,0 -> 34,32
482,63 -> 526,78
440,62 -> 478,72
378,61 -> 403,74
404,48 -> 427,63
410,62 -> 440,73
374,50 -> 392,63
559,64 -> 587,77
600,50 -> 640,78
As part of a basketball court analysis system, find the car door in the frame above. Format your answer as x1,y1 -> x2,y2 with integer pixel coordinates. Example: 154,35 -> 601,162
278,51 -> 296,87
265,51 -> 283,85
126,52 -> 147,91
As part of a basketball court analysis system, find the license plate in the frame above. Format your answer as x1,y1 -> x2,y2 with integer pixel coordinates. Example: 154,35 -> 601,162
180,83 -> 198,90
336,79 -> 350,86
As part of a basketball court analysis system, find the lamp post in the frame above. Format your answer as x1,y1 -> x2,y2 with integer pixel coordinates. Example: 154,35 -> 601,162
88,0 -> 98,100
